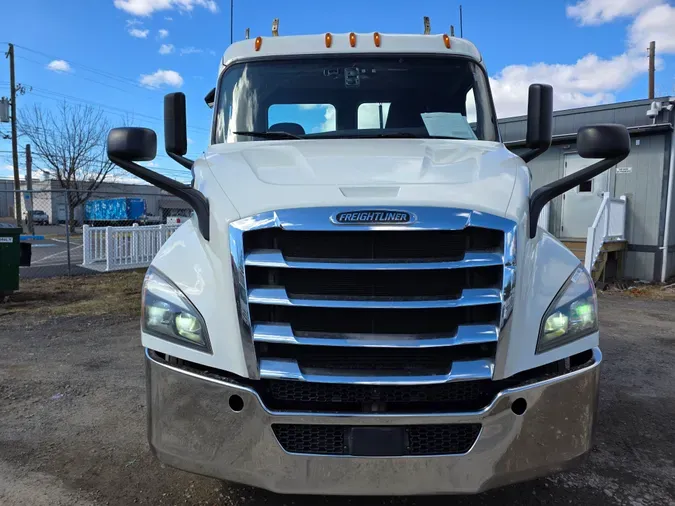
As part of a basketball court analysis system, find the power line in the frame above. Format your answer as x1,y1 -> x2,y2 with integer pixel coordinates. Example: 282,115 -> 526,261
13,44 -> 155,92
25,87 -> 211,134
15,55 -> 142,95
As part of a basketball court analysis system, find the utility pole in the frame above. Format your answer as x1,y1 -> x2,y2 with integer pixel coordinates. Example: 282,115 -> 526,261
230,0 -> 234,45
6,43 -> 22,227
26,144 -> 34,235
648,41 -> 656,100
459,5 -> 463,38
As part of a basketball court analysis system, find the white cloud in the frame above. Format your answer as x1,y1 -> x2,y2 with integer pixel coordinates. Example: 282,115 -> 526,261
208,49 -> 217,56
159,43 -> 174,54
491,53 -> 645,117
630,3 -> 675,53
567,0 -> 661,25
313,106 -> 336,132
165,16 -> 173,21
187,137 -> 194,144
180,46 -> 203,55
158,28 -> 169,38
493,1 -> 675,118
129,27 -> 149,38
46,60 -> 72,73
139,69 -> 184,88
113,0 -> 218,16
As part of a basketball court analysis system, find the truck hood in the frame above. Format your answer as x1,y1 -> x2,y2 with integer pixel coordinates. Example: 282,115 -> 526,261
203,139 -> 523,218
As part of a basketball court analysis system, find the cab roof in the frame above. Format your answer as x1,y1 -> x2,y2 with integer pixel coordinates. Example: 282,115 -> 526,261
220,33 -> 483,70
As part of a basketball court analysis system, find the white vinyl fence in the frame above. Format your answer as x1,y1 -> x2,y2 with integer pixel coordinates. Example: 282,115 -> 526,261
82,223 -> 179,271
584,193 -> 627,273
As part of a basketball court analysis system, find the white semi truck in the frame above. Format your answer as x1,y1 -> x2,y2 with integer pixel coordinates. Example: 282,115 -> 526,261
107,29 -> 630,495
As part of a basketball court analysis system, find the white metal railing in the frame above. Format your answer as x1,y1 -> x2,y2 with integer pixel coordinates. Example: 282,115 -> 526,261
584,193 -> 627,273
82,223 -> 179,271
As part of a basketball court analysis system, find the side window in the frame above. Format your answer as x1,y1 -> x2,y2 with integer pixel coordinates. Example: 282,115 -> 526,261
358,103 -> 391,129
268,104 -> 336,135
465,88 -> 477,124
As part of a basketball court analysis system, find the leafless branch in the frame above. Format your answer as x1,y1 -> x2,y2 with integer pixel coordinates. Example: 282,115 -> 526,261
18,101 -> 117,212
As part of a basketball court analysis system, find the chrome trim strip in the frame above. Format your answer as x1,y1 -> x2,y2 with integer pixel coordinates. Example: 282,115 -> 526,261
248,287 -> 502,309
229,224 -> 260,378
253,323 -> 499,348
258,358 -> 494,385
230,207 -> 516,232
245,250 -> 505,270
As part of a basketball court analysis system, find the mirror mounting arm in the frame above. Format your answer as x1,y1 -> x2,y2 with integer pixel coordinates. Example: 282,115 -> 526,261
108,155 -> 210,240
168,152 -> 194,170
521,147 -> 546,164
528,155 -> 626,238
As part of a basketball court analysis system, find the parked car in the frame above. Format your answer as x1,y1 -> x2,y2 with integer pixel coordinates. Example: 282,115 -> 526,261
25,210 -> 49,225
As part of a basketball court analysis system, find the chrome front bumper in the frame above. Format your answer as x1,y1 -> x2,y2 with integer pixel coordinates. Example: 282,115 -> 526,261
146,348 -> 601,495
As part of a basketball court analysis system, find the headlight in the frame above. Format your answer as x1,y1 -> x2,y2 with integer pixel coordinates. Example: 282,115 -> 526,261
537,266 -> 598,353
142,267 -> 211,351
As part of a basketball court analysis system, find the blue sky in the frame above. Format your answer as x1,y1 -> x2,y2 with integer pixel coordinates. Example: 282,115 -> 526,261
1,0 -> 674,181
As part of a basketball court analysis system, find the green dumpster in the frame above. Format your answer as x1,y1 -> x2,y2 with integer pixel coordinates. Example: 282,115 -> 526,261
0,223 -> 22,294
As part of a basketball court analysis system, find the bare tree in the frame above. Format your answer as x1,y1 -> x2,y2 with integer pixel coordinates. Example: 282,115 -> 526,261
19,102 -> 116,232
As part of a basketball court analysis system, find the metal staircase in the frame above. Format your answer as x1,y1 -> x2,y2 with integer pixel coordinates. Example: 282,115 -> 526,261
563,192 -> 628,282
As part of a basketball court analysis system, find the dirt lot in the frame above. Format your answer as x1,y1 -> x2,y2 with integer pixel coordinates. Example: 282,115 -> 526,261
1,274 -> 674,505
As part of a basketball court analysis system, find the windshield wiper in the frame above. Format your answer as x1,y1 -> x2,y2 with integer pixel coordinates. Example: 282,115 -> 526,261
233,130 -> 303,140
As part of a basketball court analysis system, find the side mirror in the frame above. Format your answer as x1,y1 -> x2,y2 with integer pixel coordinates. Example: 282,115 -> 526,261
164,92 -> 193,169
107,127 -> 157,161
107,127 -> 210,240
521,84 -> 553,163
577,124 -> 630,159
528,123 -> 630,238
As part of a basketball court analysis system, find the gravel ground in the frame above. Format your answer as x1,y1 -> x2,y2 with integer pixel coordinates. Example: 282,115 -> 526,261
1,293 -> 674,505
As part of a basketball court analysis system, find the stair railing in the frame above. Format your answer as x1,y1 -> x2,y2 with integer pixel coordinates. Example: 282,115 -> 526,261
584,192 -> 627,273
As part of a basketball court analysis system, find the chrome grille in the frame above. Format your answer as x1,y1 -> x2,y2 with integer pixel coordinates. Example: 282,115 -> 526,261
229,207 -> 516,383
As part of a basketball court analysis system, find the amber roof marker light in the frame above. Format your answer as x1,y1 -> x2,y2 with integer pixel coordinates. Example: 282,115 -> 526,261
325,33 -> 333,48
443,34 -> 451,49
374,32 -> 381,47
349,32 -> 357,47
255,36 -> 263,51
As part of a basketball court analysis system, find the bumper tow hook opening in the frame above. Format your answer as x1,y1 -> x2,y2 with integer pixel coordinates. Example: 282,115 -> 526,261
511,398 -> 527,416
229,394 -> 244,412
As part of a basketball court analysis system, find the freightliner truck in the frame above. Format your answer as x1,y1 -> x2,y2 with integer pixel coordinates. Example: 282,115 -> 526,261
107,28 -> 630,495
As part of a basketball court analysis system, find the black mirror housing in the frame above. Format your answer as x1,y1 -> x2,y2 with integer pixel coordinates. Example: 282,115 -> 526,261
107,127 -> 157,161
165,92 -> 188,156
521,84 -> 553,163
577,124 -> 630,159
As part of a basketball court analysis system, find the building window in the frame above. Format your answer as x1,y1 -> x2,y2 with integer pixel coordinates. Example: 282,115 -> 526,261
578,180 -> 593,193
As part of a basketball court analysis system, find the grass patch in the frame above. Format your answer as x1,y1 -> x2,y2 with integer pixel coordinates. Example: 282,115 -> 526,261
1,270 -> 146,319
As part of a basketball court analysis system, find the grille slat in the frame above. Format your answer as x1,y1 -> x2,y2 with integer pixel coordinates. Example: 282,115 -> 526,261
272,424 -> 481,456
248,287 -> 502,309
247,266 -> 501,298
245,228 -> 502,261
252,323 -> 499,348
245,250 -> 505,270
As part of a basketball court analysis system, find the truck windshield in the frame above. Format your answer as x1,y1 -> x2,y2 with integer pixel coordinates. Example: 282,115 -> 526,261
213,56 -> 498,144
